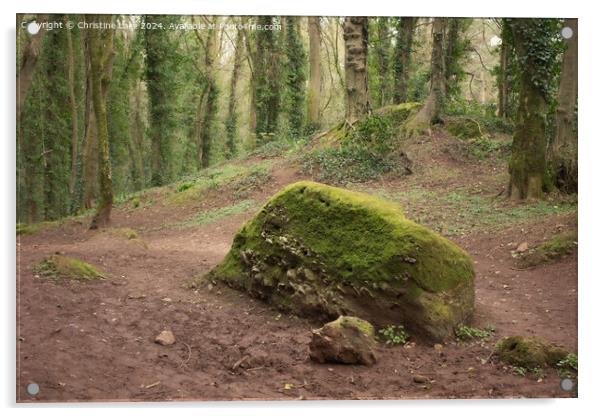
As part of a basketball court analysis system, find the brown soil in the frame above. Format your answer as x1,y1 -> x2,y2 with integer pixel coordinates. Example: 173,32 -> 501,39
16,134 -> 577,402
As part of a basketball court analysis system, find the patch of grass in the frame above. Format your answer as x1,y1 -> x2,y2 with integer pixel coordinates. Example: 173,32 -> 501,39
365,187 -> 577,237
168,162 -> 273,206
17,222 -> 48,235
300,147 -> 409,184
455,324 -> 496,341
35,255 -> 106,281
230,166 -> 272,199
247,140 -> 292,158
517,230 -> 577,268
378,325 -> 410,346
178,200 -> 257,228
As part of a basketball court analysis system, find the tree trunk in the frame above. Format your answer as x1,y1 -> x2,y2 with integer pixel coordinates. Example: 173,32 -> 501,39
88,15 -> 114,229
374,17 -> 391,107
497,29 -> 510,119
81,42 -> 98,210
343,17 -> 370,121
307,16 -> 321,128
393,17 -> 416,103
405,18 -> 446,134
507,19 -> 549,200
444,18 -> 460,98
254,16 -> 281,137
225,26 -> 243,158
198,16 -> 219,169
17,14 -> 48,124
548,18 -> 578,193
65,15 -> 80,199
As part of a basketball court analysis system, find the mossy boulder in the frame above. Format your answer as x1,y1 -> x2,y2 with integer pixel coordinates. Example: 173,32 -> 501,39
35,255 -> 106,281
445,116 -> 484,140
203,181 -> 475,340
494,335 -> 569,369
517,230 -> 577,268
309,316 -> 377,365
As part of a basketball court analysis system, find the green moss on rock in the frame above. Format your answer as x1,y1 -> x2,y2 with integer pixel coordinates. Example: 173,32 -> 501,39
202,181 -> 475,340
518,230 -> 577,268
445,116 -> 484,140
494,335 -> 569,369
35,255 -> 106,281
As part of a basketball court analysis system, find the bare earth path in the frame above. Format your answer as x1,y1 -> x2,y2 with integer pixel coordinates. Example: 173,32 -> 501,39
16,153 -> 577,402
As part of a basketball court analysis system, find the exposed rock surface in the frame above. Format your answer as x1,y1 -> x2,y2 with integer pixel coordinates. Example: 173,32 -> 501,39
203,181 -> 475,340
155,330 -> 176,346
309,316 -> 377,365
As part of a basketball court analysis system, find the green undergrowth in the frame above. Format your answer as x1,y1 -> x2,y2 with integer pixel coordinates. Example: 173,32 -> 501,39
168,161 -> 273,206
455,324 -> 496,341
35,255 -> 106,281
17,222 -> 53,235
516,230 -> 577,268
177,199 -> 257,228
378,325 -> 410,345
300,103 -> 419,184
361,186 -> 576,237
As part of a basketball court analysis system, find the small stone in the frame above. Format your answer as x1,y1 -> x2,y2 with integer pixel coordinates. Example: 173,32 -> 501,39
433,343 -> 443,351
413,375 -> 428,384
516,242 -> 529,253
128,293 -> 146,300
155,330 -> 176,346
309,316 -> 377,366
161,297 -> 172,302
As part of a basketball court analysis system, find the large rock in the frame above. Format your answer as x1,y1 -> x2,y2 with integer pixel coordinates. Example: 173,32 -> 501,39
204,181 -> 475,340
309,316 -> 377,365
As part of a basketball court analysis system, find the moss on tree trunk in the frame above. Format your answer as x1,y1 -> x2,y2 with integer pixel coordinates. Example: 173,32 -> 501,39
88,15 -> 114,229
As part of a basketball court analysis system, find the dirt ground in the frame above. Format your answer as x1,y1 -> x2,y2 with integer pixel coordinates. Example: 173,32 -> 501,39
16,135 -> 578,402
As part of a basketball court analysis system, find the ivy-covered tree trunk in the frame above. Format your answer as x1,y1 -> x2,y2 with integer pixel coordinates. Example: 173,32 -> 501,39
284,17 -> 307,138
87,15 -> 114,228
444,18 -> 470,99
198,18 -> 219,168
393,17 -> 416,103
373,17 -> 392,107
497,21 -> 511,119
548,18 -> 578,193
17,14 -> 48,124
225,25 -> 243,159
145,15 -> 181,185
343,17 -> 370,121
65,16 -> 80,199
405,17 -> 446,134
254,16 -> 282,138
507,18 -> 561,200
307,16 -> 321,128
81,59 -> 98,210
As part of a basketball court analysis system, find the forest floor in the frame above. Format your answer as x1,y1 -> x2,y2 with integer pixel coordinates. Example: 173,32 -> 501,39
16,129 -> 578,402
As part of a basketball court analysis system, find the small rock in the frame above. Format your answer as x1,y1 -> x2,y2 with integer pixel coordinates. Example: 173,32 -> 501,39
433,343 -> 443,351
155,330 -> 176,346
161,297 -> 172,302
413,375 -> 428,384
309,316 -> 377,366
128,293 -> 146,300
516,242 -> 529,253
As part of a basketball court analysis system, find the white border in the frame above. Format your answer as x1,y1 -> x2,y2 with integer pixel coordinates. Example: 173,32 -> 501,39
2,0 -> 600,414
